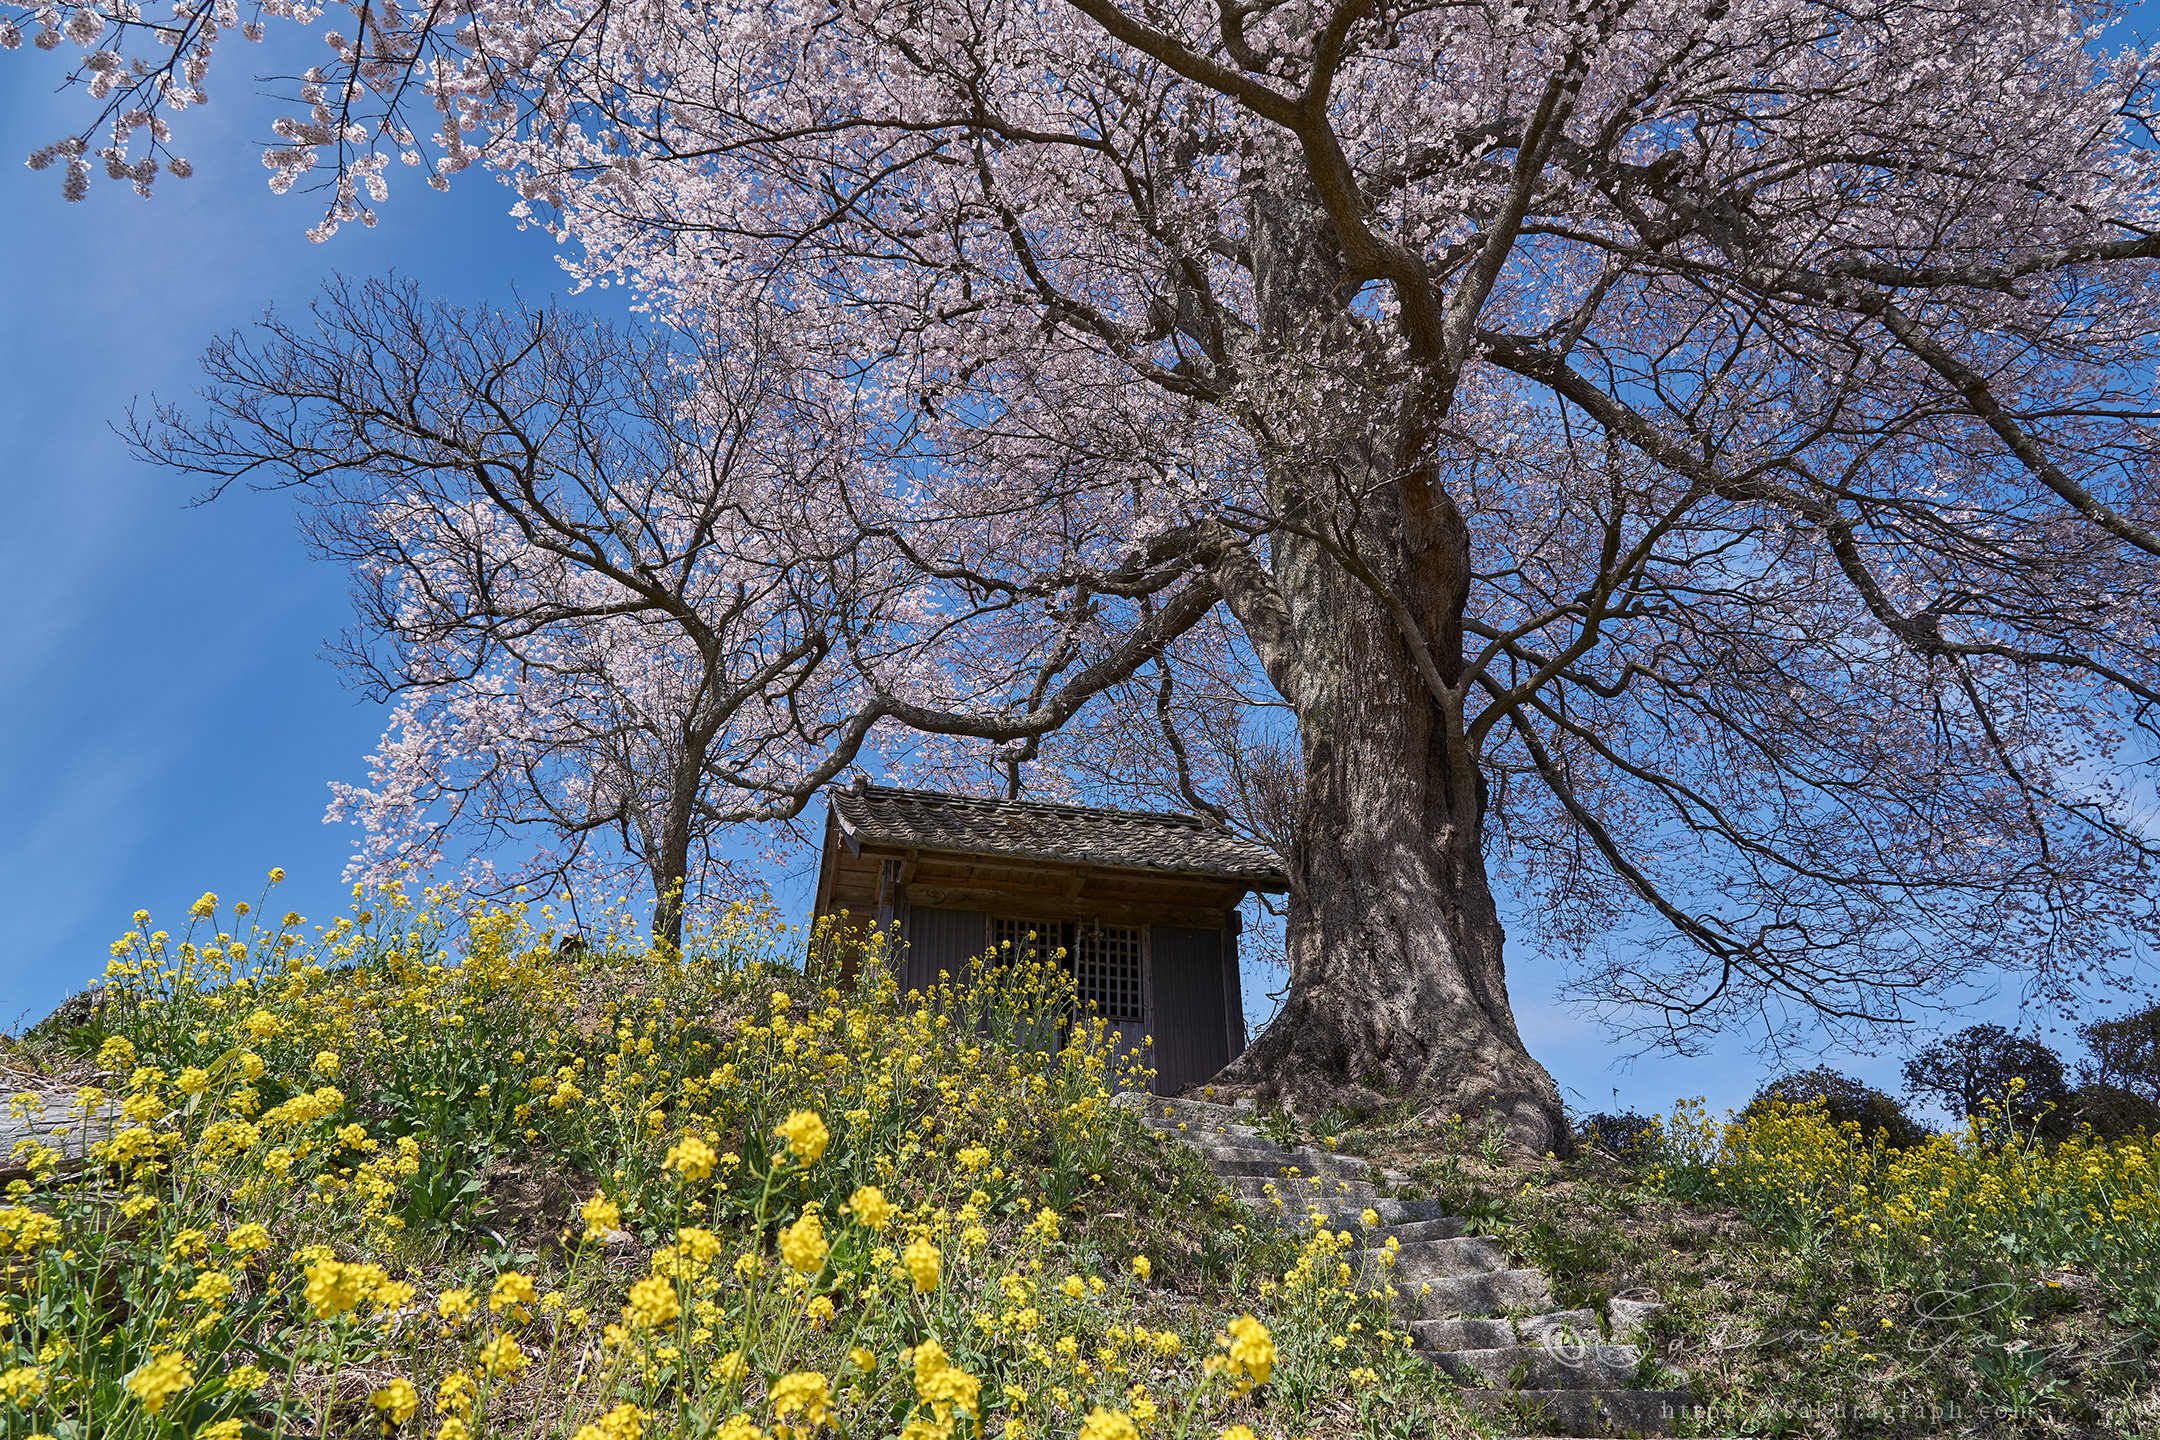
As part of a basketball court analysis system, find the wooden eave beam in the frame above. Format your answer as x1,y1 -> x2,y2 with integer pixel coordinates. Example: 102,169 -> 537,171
811,807 -> 841,919
851,842 -> 1280,895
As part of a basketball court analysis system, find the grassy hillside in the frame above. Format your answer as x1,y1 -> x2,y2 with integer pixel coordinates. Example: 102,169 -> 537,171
0,882 -> 1448,1440
5,877 -> 2160,1438
1299,1082 -> 2160,1436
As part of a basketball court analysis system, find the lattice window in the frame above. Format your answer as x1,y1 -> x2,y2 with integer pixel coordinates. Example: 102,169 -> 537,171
991,917 -> 1066,966
1073,925 -> 1145,1022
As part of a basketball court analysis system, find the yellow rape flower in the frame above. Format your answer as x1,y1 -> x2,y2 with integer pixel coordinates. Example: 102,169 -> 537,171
372,1377 -> 420,1425
676,1227 -> 724,1263
489,1271 -> 537,1318
126,1350 -> 193,1413
582,1406 -> 647,1440
478,1335 -> 527,1380
903,1238 -> 941,1292
780,1212 -> 828,1276
436,1370 -> 476,1419
303,1258 -> 382,1319
847,1185 -> 897,1232
775,1110 -> 830,1163
664,1135 -> 717,1183
0,1208 -> 61,1255
1077,1410 -> 1138,1440
770,1372 -> 831,1433
581,1193 -> 622,1238
911,1338 -> 981,1418
183,1271 -> 234,1306
625,1276 -> 679,1331
371,1278 -> 417,1313
1218,1315 -> 1274,1394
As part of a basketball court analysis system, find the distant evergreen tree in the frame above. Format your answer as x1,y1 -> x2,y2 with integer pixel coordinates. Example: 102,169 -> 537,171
1902,1025 -> 2074,1137
2078,1003 -> 2160,1104
2074,1003 -> 2160,1137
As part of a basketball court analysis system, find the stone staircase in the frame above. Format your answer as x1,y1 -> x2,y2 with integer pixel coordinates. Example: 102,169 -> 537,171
1,1077 -> 113,1185
1121,1093 -> 1700,1438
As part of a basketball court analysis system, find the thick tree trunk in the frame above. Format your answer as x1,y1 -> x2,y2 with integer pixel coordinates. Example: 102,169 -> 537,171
652,866 -> 686,953
649,755 -> 699,952
1212,596 -> 1567,1155
1211,144 -> 1567,1156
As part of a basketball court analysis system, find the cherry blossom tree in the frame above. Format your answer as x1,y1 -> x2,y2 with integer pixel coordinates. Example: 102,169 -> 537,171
41,0 -> 2160,1145
134,276 -> 881,947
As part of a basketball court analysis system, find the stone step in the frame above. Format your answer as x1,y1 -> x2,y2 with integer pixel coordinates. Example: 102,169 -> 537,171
1429,1344 -> 1642,1391
1124,1087 -> 1709,1438
1178,1130 -> 1281,1152
1411,1317 -> 1517,1351
1380,1216 -> 1471,1243
1608,1292 -> 1665,1343
0,1087 -> 117,1183
1410,1309 -> 1607,1353
1456,1389 -> 1694,1438
1151,1125 -> 1268,1148
1518,1309 -> 1604,1347
1255,1197 -> 1466,1232
1364,1234 -> 1510,1283
1199,1146 -> 1376,1181
1143,1113 -> 1267,1142
1393,1267 -> 1552,1319
1224,1173 -> 1383,1205
1125,1094 -> 1254,1129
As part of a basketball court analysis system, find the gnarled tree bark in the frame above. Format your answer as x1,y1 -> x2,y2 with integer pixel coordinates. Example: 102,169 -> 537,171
1208,158 -> 1565,1153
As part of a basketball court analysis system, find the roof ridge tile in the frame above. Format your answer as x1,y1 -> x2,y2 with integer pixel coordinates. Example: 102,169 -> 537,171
829,783 -> 1287,888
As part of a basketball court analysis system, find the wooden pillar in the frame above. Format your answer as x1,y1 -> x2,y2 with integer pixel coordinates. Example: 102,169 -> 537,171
1223,898 -> 1248,1055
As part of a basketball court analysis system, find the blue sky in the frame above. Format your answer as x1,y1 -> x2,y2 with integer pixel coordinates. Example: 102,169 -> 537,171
0,34 -> 2115,1124
0,49 -> 618,1023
